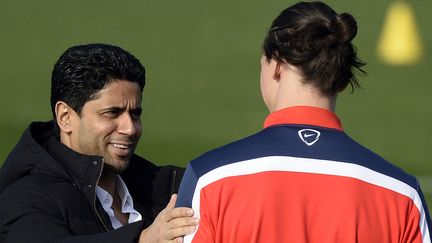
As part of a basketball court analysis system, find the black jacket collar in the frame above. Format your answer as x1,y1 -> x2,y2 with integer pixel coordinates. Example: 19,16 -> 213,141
45,135 -> 104,190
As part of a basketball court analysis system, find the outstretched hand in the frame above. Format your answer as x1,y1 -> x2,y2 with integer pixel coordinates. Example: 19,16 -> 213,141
139,194 -> 198,243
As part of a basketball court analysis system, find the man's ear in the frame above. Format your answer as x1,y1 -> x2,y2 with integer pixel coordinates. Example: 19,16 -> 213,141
273,62 -> 282,81
55,101 -> 74,133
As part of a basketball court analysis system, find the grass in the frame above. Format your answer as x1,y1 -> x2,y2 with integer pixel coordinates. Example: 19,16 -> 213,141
1,0 -> 431,208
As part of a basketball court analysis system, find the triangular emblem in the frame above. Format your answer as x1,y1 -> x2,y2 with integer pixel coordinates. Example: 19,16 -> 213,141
298,129 -> 320,146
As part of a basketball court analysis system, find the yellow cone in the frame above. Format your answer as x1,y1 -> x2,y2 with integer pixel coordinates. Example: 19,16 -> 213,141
377,1 -> 423,65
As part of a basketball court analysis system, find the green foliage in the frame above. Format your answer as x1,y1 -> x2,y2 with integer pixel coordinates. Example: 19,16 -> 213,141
1,0 -> 431,206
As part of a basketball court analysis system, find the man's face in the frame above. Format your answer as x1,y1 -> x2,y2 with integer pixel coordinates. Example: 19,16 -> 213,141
69,80 -> 142,173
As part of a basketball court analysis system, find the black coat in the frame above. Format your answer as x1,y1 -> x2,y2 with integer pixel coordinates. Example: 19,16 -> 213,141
0,121 -> 185,243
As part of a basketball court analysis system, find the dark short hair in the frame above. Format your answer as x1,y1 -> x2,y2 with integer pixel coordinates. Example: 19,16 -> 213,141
263,1 -> 365,96
50,43 -> 145,118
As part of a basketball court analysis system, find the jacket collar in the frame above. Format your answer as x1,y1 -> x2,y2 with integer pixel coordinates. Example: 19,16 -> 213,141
263,106 -> 343,131
45,135 -> 103,189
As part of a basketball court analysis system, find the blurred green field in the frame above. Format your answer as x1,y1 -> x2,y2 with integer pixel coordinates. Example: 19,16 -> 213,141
1,0 -> 431,209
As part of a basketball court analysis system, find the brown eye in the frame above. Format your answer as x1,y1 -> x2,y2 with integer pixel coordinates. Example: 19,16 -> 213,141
104,110 -> 121,117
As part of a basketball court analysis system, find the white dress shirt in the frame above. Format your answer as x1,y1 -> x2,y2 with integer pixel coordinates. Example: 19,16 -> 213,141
96,176 -> 142,229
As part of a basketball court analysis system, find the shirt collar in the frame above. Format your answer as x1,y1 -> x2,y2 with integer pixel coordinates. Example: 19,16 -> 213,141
95,175 -> 142,229
95,175 -> 136,214
116,175 -> 134,210
263,106 -> 343,131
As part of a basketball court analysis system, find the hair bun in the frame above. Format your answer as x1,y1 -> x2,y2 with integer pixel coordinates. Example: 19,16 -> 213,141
330,13 -> 358,43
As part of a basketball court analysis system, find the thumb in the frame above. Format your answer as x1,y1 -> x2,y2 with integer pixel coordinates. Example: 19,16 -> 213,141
166,194 -> 177,210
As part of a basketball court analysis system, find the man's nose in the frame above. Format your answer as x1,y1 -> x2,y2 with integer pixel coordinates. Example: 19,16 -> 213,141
118,113 -> 138,136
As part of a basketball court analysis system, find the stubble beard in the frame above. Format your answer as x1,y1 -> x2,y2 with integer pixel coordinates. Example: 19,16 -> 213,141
78,136 -> 132,175
103,157 -> 130,175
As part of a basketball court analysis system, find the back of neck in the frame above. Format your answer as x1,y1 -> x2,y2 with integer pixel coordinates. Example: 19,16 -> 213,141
272,68 -> 336,112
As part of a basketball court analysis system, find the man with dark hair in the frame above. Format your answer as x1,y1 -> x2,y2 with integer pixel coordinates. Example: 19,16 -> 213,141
0,43 -> 198,243
176,2 -> 431,243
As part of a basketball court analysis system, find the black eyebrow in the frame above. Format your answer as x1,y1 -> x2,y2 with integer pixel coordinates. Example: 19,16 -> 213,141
99,106 -> 142,114
101,107 -> 124,112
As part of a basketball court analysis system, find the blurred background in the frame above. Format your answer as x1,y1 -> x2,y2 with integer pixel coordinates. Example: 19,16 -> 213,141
1,0 -> 431,208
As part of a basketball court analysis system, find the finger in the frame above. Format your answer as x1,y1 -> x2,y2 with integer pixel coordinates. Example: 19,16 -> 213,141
169,216 -> 199,228
166,207 -> 194,221
166,194 -> 177,210
160,195 -> 189,222
174,237 -> 184,243
167,225 -> 197,240
166,237 -> 184,243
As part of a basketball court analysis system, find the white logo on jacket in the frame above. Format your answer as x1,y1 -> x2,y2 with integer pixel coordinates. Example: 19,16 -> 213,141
298,129 -> 320,146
